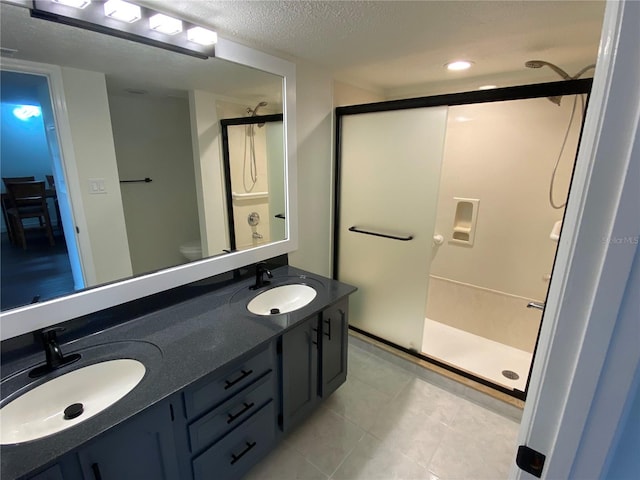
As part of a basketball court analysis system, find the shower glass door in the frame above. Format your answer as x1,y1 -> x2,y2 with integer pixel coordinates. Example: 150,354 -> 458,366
423,95 -> 583,393
337,107 -> 448,350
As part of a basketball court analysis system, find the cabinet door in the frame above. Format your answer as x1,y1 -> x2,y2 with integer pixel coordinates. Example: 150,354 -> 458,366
320,298 -> 349,398
76,401 -> 179,480
280,316 -> 319,431
27,465 -> 64,480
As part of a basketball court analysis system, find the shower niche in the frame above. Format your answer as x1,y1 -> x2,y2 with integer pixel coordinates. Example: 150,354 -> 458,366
451,197 -> 479,245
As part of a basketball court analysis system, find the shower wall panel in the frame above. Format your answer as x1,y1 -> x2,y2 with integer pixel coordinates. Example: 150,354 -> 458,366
337,107 -> 448,350
430,97 -> 581,300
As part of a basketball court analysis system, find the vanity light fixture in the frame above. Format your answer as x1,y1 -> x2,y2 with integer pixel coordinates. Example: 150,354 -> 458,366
103,0 -> 142,24
30,0 -> 216,59
445,60 -> 474,71
148,13 -> 182,35
187,26 -> 218,46
52,0 -> 91,9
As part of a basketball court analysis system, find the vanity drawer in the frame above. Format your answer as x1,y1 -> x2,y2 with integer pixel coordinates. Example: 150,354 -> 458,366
188,371 -> 274,453
192,400 -> 275,480
184,343 -> 273,420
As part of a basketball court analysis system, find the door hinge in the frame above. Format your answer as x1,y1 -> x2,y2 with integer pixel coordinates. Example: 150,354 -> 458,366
516,445 -> 546,478
75,226 -> 80,234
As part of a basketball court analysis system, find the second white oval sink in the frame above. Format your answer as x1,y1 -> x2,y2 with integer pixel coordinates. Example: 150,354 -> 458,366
248,284 -> 317,315
0,359 -> 145,445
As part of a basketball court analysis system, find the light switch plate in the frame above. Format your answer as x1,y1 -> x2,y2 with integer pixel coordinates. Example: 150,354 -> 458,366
88,178 -> 106,194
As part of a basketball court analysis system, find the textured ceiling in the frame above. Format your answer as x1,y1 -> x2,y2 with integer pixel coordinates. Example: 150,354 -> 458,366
1,1 -> 606,100
144,0 -> 606,97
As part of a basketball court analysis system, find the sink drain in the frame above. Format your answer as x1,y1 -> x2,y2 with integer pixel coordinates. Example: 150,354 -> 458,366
63,403 -> 84,420
502,370 -> 520,380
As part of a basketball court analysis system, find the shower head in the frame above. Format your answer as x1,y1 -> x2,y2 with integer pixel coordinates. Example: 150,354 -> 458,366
525,60 -> 572,80
248,101 -> 268,117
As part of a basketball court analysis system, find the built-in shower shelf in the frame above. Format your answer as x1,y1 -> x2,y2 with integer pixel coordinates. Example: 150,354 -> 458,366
232,191 -> 269,201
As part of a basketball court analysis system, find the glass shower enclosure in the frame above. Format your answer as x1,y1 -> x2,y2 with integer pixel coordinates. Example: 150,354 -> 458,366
334,81 -> 591,398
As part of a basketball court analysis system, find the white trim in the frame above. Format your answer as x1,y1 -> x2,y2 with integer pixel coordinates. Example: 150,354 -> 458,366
512,0 -> 640,478
0,35 -> 297,341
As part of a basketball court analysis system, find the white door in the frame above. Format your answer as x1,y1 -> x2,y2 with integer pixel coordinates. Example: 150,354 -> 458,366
337,107 -> 448,350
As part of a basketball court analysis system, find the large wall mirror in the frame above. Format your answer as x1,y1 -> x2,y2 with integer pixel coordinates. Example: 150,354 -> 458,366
0,1 -> 297,340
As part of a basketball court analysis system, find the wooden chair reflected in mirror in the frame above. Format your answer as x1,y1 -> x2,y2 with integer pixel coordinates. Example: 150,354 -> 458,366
5,181 -> 55,249
2,176 -> 36,245
45,174 -> 61,230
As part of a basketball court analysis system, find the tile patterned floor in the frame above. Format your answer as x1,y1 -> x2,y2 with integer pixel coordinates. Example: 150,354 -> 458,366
246,340 -> 520,480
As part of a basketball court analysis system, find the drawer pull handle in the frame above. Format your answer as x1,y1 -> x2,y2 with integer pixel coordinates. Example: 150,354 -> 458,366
227,401 -> 255,424
230,441 -> 257,465
324,318 -> 331,339
91,463 -> 103,480
224,369 -> 253,390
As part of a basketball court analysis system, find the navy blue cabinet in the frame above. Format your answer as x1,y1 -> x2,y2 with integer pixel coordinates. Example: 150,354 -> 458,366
177,343 -> 278,479
281,316 -> 320,431
21,298 -> 350,480
281,299 -> 350,432
320,298 -> 349,398
25,465 -> 65,480
75,400 -> 180,480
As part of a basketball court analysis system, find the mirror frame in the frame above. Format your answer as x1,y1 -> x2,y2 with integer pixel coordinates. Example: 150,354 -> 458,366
0,35 -> 297,341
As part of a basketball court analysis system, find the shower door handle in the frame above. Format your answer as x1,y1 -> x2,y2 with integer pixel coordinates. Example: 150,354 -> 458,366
348,226 -> 413,241
527,301 -> 545,311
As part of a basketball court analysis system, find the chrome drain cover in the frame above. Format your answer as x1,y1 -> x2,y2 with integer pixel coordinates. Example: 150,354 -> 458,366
502,370 -> 520,380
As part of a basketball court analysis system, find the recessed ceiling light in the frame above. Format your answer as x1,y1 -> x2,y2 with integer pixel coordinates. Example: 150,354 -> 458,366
104,0 -> 142,23
187,27 -> 218,46
149,13 -> 183,35
445,60 -> 474,71
478,85 -> 498,90
52,0 -> 91,9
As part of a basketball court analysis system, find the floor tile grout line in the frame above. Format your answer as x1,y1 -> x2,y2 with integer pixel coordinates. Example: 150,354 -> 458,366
324,428 -> 367,480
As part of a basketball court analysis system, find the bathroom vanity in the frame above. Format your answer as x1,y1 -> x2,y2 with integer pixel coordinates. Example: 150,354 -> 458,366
0,266 -> 356,480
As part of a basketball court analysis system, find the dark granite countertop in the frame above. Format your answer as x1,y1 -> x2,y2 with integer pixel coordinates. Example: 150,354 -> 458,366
0,266 -> 356,479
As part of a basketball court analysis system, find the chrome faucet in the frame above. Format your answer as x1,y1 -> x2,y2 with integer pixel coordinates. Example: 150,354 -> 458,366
250,262 -> 273,290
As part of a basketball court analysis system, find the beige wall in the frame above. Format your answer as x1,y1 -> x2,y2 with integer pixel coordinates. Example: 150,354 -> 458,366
334,81 -> 385,107
288,61 -> 335,276
427,276 -> 542,352
430,97 -> 580,300
189,90 -> 229,257
61,67 -> 132,285
427,96 -> 582,348
108,93 -> 200,274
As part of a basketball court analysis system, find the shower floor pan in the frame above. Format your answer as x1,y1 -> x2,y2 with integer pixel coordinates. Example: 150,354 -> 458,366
421,318 -> 532,392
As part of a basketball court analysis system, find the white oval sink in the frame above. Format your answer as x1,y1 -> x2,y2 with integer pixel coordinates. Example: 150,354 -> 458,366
0,359 -> 145,445
248,284 -> 317,315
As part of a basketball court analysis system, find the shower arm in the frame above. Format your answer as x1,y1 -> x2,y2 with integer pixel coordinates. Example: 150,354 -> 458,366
572,64 -> 596,80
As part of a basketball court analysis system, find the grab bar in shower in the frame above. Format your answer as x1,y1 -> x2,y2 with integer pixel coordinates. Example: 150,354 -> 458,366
348,226 -> 413,241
